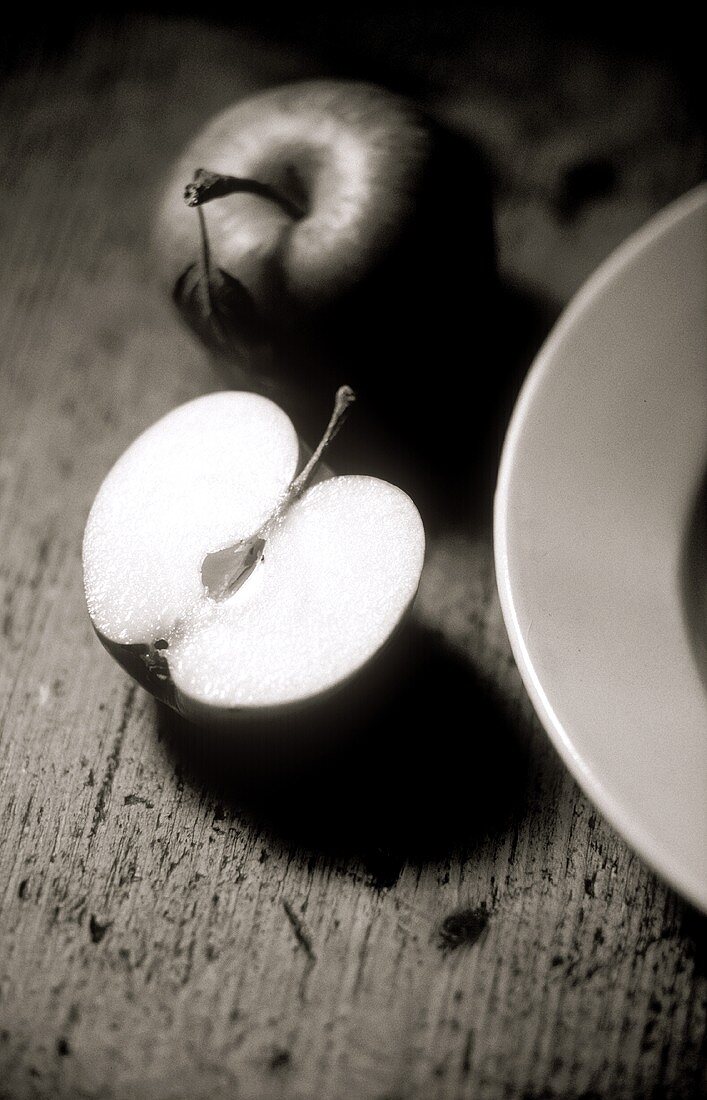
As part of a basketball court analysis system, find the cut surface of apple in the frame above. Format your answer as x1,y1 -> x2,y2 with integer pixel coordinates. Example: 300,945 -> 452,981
83,391 -> 425,717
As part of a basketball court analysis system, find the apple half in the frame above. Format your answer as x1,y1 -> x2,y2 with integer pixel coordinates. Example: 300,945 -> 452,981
82,390 -> 425,727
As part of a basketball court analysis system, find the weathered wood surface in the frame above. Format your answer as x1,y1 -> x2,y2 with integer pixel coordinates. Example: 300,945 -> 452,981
0,14 -> 704,1100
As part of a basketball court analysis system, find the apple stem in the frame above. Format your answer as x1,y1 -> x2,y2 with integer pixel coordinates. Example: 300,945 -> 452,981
201,387 -> 356,602
185,167 -> 303,220
196,205 -> 217,318
288,385 -> 356,502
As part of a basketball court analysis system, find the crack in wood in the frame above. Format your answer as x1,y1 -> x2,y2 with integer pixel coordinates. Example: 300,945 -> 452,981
89,683 -> 137,839
282,898 -> 316,963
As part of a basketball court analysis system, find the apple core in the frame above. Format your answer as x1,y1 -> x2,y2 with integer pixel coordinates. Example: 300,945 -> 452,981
83,389 -> 425,720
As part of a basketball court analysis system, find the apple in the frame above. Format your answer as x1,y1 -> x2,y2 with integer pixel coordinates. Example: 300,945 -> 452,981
154,80 -> 495,503
156,80 -> 474,331
82,386 -> 425,730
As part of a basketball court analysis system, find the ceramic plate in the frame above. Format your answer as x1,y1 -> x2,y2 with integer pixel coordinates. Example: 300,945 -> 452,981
494,185 -> 707,912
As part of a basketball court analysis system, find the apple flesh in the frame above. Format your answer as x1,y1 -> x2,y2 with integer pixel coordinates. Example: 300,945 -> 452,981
82,390 -> 425,727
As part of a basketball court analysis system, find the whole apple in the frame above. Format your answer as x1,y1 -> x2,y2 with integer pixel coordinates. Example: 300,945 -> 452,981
155,80 -> 495,510
82,387 -> 425,732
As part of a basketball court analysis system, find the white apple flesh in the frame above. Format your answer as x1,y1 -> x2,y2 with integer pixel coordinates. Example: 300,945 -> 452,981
83,391 -> 425,726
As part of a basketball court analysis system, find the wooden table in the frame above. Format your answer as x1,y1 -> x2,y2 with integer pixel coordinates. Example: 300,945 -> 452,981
0,13 -> 704,1099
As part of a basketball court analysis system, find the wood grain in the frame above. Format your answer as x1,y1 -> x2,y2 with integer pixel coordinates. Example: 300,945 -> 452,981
0,14 -> 705,1100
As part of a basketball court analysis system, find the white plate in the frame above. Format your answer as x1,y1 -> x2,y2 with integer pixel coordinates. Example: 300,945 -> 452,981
494,185 -> 707,912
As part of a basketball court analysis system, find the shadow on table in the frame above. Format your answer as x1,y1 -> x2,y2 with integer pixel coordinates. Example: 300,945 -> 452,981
158,270 -> 553,882
157,621 -> 533,887
158,119 -> 558,885
311,276 -> 556,534
199,119 -> 558,537
215,272 -> 554,536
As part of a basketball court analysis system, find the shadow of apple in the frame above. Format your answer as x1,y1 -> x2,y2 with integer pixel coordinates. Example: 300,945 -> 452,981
156,621 -> 532,884
153,107 -> 558,879
201,119 -> 557,535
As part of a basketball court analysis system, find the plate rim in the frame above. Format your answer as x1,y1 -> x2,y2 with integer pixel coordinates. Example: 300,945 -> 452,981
493,183 -> 707,913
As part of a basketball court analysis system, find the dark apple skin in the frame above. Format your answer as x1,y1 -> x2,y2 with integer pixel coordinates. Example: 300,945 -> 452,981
155,80 -> 496,524
157,81 -> 444,325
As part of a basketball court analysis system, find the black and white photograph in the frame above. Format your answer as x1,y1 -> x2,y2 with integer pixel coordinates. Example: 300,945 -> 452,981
0,4 -> 705,1098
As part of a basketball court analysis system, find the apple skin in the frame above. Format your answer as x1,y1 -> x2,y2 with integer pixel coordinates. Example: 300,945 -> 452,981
90,517 -> 422,749
92,606 -> 417,748
82,388 -> 426,739
155,80 -> 495,507
156,77 -> 494,326
157,80 -> 454,325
